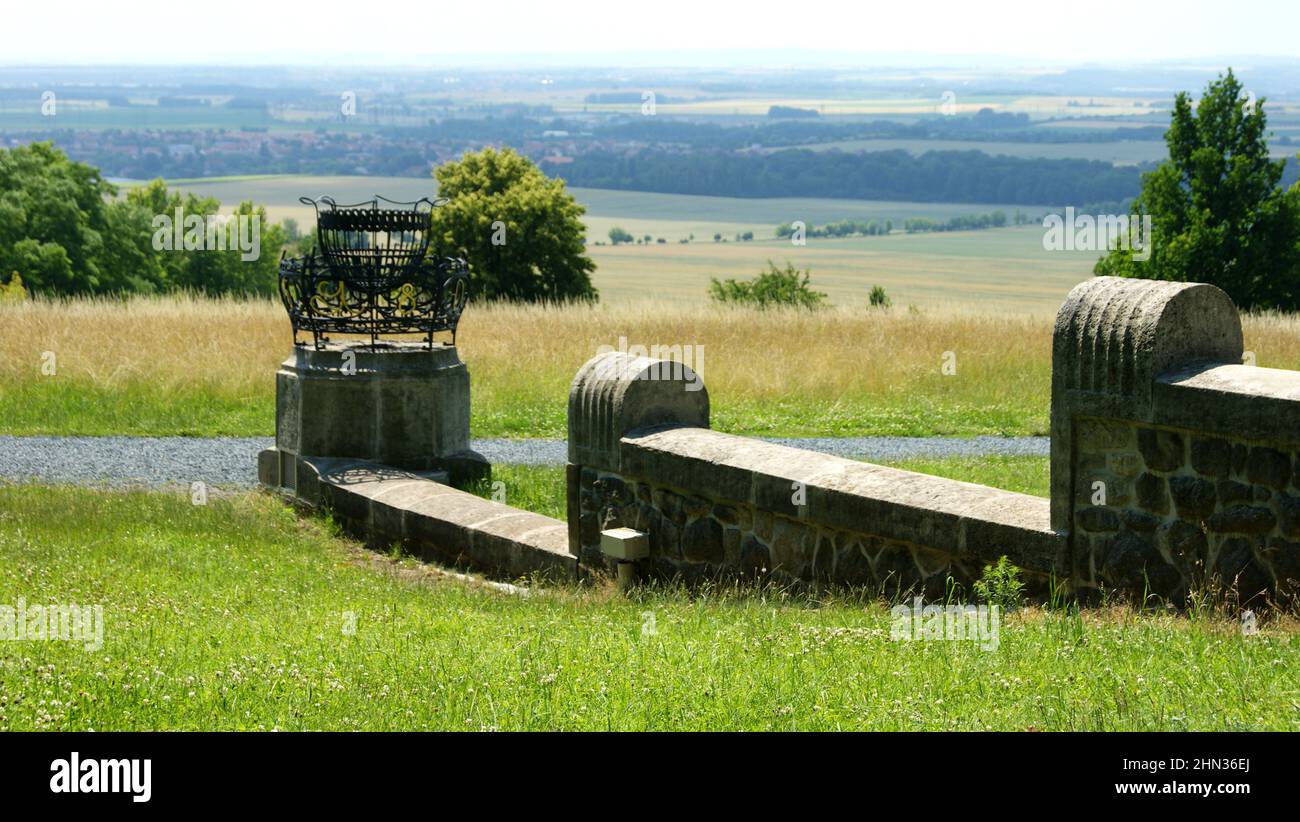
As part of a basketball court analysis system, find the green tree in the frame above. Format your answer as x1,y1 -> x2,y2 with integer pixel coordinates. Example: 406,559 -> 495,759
0,144 -> 281,296
608,226 -> 633,245
127,179 -> 283,296
0,142 -> 119,294
430,147 -> 596,302
1096,69 -> 1300,309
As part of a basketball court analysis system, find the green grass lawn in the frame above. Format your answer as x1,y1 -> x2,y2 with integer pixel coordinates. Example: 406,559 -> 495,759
888,455 -> 1050,497
466,464 -> 569,520
1,483 -> 1294,731
0,380 -> 272,439
0,378 -> 1053,440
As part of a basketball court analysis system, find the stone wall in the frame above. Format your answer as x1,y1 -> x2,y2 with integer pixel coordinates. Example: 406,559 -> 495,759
1070,417 -> 1300,598
260,451 -> 574,582
566,352 -> 1061,592
567,278 -> 1300,602
260,277 -> 1300,601
1054,278 -> 1300,601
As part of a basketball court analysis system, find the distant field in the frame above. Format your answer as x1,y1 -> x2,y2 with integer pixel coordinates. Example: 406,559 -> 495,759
560,94 -> 1167,119
0,103 -> 265,130
1,88 -> 1175,127
167,174 -> 1089,311
1032,117 -> 1170,130
587,226 -> 1096,311
577,96 -> 1004,117
168,174 -> 1052,226
781,137 -> 1169,165
0,103 -> 383,133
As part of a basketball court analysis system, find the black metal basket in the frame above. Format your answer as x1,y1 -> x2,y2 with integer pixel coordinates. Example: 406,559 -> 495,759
278,194 -> 469,349
302,195 -> 438,284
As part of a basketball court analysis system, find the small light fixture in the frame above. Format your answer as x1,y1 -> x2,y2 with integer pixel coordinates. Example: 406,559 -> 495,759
601,527 -> 648,590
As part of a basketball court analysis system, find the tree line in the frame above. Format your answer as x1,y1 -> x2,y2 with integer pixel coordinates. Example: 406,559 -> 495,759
0,143 -> 599,304
773,210 -> 1039,239
557,148 -> 1144,206
0,142 -> 285,296
1098,69 -> 1300,311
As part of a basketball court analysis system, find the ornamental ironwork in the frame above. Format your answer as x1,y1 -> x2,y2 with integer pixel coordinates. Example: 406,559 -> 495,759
278,195 -> 469,349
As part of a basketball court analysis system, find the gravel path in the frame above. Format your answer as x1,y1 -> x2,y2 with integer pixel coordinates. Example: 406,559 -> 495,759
0,435 -> 1049,488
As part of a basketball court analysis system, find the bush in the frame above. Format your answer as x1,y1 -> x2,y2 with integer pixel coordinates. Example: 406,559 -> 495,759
868,285 -> 891,309
973,556 -> 1025,610
0,271 -> 29,303
708,261 -> 828,309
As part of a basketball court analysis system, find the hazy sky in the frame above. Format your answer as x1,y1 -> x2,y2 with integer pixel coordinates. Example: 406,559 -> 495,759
8,0 -> 1299,65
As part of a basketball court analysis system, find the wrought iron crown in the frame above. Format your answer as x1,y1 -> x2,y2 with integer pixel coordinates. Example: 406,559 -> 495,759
278,195 -> 469,349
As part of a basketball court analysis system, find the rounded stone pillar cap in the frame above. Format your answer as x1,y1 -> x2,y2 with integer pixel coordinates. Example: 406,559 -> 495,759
568,351 -> 709,470
1052,276 -> 1243,402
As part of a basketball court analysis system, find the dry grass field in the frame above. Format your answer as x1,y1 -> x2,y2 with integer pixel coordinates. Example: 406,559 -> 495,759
4,295 -> 1299,438
587,226 -> 1095,310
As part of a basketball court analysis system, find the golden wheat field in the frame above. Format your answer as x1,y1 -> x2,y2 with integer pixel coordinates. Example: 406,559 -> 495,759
4,295 -> 1300,438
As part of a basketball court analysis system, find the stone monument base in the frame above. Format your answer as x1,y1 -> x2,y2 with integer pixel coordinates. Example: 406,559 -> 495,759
272,341 -> 489,485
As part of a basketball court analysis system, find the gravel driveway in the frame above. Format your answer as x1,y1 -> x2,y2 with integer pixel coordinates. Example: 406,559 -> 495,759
0,435 -> 1048,488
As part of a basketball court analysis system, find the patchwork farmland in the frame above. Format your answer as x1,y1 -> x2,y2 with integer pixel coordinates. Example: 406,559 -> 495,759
170,174 -> 1097,311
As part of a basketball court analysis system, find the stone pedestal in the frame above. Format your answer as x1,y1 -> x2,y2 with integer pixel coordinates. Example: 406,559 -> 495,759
265,341 -> 488,486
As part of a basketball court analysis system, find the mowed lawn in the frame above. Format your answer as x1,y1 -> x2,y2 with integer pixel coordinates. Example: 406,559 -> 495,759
1,484 -> 1295,731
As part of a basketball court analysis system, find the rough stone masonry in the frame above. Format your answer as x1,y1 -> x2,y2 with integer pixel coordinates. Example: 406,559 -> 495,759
567,277 -> 1300,602
567,351 -> 1062,596
1052,277 -> 1300,601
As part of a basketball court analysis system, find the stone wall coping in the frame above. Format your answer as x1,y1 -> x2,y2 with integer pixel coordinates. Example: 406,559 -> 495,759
1152,362 -> 1300,445
620,426 -> 1061,573
1159,362 -> 1300,401
259,449 -> 574,581
1049,276 -> 1243,530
